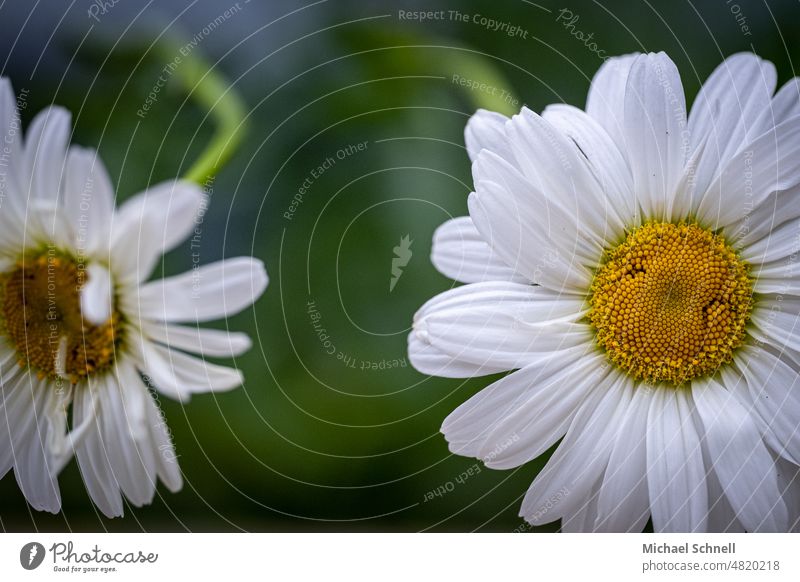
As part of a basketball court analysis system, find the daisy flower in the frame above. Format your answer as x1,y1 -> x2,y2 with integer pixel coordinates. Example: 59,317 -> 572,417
410,52 -> 800,532
0,78 -> 267,517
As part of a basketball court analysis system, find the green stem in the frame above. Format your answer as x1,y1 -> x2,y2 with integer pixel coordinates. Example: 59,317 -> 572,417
158,43 -> 247,184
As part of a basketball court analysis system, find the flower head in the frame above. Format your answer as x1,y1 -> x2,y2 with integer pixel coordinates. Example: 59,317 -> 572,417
411,52 -> 800,532
0,78 -> 267,517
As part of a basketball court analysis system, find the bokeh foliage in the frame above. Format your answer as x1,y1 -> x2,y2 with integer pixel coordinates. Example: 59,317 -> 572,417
1,0 -> 798,531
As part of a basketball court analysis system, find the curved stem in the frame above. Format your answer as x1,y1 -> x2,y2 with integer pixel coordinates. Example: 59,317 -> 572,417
158,43 -> 247,184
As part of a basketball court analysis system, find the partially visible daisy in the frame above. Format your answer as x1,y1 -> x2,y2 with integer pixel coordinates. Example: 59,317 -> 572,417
0,77 -> 267,517
410,52 -> 800,532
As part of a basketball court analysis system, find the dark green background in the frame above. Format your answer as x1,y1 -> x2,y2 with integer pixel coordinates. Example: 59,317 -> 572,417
0,0 -> 798,531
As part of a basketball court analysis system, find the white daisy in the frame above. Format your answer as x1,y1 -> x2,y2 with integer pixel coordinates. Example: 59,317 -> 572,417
410,52 -> 800,532
0,77 -> 268,517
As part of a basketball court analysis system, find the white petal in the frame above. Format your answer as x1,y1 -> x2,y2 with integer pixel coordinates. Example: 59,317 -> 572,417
464,109 -> 514,163
749,77 -> 800,140
696,118 -> 800,228
468,167 -> 595,293
143,322 -> 252,358
0,379 -> 17,477
0,372 -> 24,475
735,344 -> 800,465
0,77 -> 16,131
63,147 -> 114,253
775,456 -> 800,532
133,334 -> 244,401
81,263 -> 113,326
413,280 -> 574,324
97,371 -> 157,507
42,383 -> 81,475
117,360 -> 181,492
472,149 -> 606,260
407,331 -> 507,378
6,375 -> 62,513
752,275 -> 800,296
754,262 -> 800,289
110,180 -> 207,283
718,361 -> 793,464
21,106 -> 71,204
705,462 -> 746,532
542,103 -> 636,223
623,52 -> 688,221
586,53 -> 639,150
688,53 -> 776,145
751,295 -> 800,353
73,386 -> 124,518
0,77 -> 24,226
694,377 -> 788,531
442,348 -> 606,465
143,389 -> 182,492
688,53 -> 777,196
594,384 -> 652,532
504,107 -> 625,241
561,480 -> 601,533
741,218 -> 800,265
0,373 -> 35,481
646,388 -> 708,532
431,216 -> 528,284
133,258 -> 268,323
23,200 -> 75,250
115,361 -> 151,442
411,281 -> 591,372
520,371 -> 634,525
725,184 -> 800,250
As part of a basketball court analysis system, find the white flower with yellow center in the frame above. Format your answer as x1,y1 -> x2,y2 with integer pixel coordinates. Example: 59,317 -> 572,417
0,78 -> 267,517
410,52 -> 800,532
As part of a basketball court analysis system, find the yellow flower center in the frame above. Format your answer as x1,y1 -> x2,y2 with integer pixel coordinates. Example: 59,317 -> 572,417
1,251 -> 121,382
588,222 -> 753,385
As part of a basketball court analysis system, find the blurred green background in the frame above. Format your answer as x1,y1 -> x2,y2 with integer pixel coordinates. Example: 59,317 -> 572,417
1,0 -> 799,532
